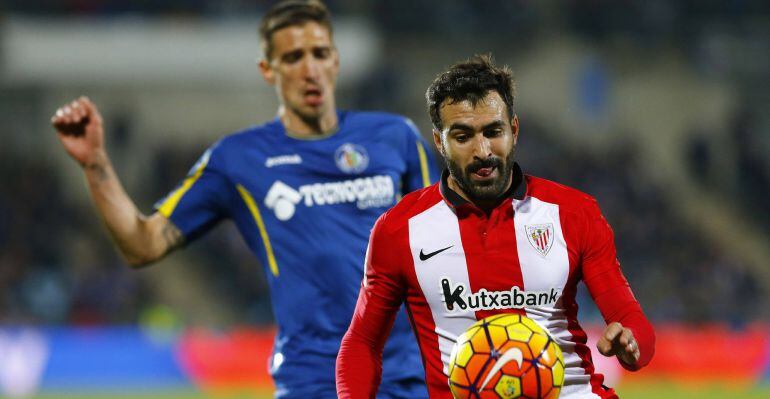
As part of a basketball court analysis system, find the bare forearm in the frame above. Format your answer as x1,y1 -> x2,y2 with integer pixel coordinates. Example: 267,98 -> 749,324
83,151 -> 181,266
50,96 -> 179,263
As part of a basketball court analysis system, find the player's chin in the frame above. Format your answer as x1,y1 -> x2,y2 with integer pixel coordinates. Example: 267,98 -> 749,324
469,175 -> 497,186
467,174 -> 505,189
467,184 -> 504,200
297,104 -> 326,119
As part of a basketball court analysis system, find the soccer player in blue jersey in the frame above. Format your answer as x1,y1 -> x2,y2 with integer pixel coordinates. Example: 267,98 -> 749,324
50,1 -> 437,397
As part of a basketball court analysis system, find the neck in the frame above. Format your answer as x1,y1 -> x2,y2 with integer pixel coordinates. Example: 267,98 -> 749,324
279,105 -> 338,137
447,174 -> 513,214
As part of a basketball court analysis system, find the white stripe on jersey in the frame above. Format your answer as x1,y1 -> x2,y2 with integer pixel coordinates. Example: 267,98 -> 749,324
513,196 -> 600,399
408,201 -> 476,376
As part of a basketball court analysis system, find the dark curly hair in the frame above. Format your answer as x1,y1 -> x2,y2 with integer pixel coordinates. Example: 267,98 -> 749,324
259,0 -> 333,60
426,54 -> 515,131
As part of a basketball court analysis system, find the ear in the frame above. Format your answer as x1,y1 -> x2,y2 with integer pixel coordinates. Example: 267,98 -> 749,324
433,129 -> 445,157
259,59 -> 276,85
511,114 -> 519,145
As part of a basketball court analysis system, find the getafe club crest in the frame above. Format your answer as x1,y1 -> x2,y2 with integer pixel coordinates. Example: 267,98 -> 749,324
334,143 -> 369,174
525,224 -> 554,257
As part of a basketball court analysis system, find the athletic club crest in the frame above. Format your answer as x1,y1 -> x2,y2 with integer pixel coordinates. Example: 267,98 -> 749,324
334,143 -> 369,174
525,224 -> 554,257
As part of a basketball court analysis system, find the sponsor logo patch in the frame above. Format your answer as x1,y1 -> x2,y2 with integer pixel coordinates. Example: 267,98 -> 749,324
264,176 -> 394,221
440,278 -> 561,312
265,154 -> 302,168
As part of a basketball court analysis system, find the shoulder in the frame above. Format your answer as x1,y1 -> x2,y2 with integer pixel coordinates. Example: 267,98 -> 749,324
344,111 -> 420,135
218,120 -> 281,149
525,175 -> 601,218
374,184 -> 443,236
198,121 -> 280,171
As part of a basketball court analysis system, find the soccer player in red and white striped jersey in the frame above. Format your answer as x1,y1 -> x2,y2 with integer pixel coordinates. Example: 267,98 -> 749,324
336,55 -> 654,399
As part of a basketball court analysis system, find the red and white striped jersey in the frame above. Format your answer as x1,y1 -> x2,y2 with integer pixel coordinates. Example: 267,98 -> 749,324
337,164 -> 655,399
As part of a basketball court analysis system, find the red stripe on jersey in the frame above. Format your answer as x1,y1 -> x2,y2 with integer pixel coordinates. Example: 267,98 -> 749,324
403,276 -> 454,398
458,198 -> 526,320
403,257 -> 453,397
403,243 -> 453,397
400,189 -> 456,398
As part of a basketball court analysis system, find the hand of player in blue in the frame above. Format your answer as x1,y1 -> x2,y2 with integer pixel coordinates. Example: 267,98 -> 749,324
596,322 -> 640,366
51,96 -> 106,168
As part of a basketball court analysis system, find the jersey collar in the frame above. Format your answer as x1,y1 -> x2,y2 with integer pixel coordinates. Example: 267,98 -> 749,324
439,162 -> 527,213
276,110 -> 348,141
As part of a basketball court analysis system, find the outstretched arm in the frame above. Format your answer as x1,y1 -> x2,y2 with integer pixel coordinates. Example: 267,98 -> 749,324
52,97 -> 183,267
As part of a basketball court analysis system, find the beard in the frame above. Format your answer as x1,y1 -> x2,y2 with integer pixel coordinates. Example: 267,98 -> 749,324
446,146 -> 516,202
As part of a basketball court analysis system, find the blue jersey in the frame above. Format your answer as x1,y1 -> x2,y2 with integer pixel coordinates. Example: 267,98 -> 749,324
155,111 -> 438,398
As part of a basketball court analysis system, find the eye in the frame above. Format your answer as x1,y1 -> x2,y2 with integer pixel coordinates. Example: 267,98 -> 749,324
484,129 -> 503,138
282,50 -> 304,64
453,134 -> 470,143
313,47 -> 331,59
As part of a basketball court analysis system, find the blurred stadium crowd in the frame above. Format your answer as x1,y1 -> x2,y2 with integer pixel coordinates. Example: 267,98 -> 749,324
1,0 -> 768,330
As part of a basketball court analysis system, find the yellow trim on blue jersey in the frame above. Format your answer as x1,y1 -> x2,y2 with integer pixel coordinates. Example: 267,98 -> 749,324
236,184 -> 280,277
157,157 -> 209,218
416,141 -> 431,188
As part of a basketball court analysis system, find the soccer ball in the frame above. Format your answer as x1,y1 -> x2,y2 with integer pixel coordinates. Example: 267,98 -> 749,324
447,314 -> 565,399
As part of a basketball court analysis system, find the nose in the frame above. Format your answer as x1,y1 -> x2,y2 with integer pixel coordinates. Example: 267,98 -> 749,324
299,55 -> 320,80
472,135 -> 492,159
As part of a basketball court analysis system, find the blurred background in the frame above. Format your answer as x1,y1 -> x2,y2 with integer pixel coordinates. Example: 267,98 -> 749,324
0,0 -> 768,398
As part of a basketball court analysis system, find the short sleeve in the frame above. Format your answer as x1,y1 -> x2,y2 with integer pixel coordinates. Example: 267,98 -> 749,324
154,144 -> 231,242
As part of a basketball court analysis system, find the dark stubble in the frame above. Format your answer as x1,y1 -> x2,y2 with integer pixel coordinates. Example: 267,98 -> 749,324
446,145 -> 516,201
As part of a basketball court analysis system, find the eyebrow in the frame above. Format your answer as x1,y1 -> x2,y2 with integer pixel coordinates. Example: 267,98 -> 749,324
279,44 -> 332,57
280,48 -> 304,58
448,120 -> 506,133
